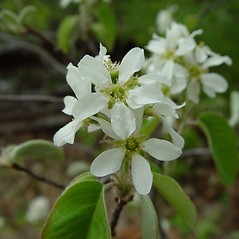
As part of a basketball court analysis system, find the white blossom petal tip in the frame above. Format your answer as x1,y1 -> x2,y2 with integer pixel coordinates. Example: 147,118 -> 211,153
53,120 -> 82,146
131,154 -> 153,195
111,102 -> 136,139
119,47 -> 145,83
90,148 -> 125,177
142,138 -> 182,161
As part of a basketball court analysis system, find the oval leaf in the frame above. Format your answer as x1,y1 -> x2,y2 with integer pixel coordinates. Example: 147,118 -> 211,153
153,172 -> 196,228
10,139 -> 63,162
57,16 -> 79,53
92,5 -> 116,51
140,195 -> 159,239
41,172 -> 111,239
198,112 -> 239,184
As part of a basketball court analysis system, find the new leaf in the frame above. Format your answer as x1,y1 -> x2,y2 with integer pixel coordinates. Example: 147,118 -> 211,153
41,172 -> 111,239
198,112 -> 239,184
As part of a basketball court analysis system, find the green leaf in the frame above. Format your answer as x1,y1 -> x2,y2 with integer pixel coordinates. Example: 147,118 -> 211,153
0,9 -> 19,33
140,195 -> 159,239
18,5 -> 36,24
41,172 -> 111,239
153,172 -> 196,228
198,112 -> 239,184
92,5 -> 116,51
9,139 -> 63,162
57,16 -> 79,53
149,161 -> 161,174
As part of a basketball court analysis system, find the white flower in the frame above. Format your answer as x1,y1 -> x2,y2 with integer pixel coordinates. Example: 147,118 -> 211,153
146,19 -> 231,103
71,44 -> 164,139
229,91 -> 239,127
25,196 -> 50,224
156,5 -> 178,33
185,51 -> 231,103
90,109 -> 182,195
54,45 -> 166,145
145,23 -> 202,90
53,63 -> 91,146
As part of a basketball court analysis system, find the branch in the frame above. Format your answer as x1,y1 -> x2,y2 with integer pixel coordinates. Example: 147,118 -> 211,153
12,162 -> 66,189
24,24 -> 71,64
110,196 -> 133,237
181,148 -> 211,158
0,33 -> 66,74
197,0 -> 230,20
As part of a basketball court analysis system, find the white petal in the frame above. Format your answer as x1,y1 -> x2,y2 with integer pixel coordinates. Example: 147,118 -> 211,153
162,118 -> 184,148
131,154 -> 153,195
87,123 -> 101,133
195,46 -> 208,63
190,29 -> 203,37
152,102 -> 178,118
187,80 -> 200,104
138,74 -> 164,86
95,43 -> 107,63
201,73 -> 228,93
90,148 -> 125,177
176,37 -> 195,56
132,107 -> 144,135
161,96 -> 185,110
146,37 -> 166,54
142,138 -> 182,161
202,54 -> 232,68
202,85 -> 216,98
111,102 -> 136,139
229,91 -> 239,127
62,96 -> 77,115
66,63 -> 80,87
119,47 -> 144,84
160,60 -> 174,85
127,85 -> 163,109
91,116 -> 120,139
72,93 -> 108,121
60,0 -> 72,8
66,63 -> 91,98
78,55 -> 111,89
53,120 -> 82,146
171,75 -> 187,94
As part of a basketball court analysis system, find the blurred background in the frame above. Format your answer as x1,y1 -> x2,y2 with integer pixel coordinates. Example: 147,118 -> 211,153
0,0 -> 239,238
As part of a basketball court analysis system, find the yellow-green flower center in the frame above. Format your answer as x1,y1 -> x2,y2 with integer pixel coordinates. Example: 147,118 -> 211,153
188,65 -> 202,78
125,137 -> 140,151
163,50 -> 175,60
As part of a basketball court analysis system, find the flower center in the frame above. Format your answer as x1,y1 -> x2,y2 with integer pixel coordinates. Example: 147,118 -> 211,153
114,136 -> 145,160
163,50 -> 175,60
188,65 -> 202,78
110,87 -> 126,101
125,137 -> 139,151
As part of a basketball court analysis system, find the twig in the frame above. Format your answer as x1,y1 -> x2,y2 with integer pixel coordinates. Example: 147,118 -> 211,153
0,33 -> 66,74
110,196 -> 133,237
0,94 -> 63,103
197,0 -> 229,20
12,162 -> 66,189
24,24 -> 71,64
181,148 -> 211,158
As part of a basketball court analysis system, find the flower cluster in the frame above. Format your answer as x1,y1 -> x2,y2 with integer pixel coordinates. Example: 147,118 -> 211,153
145,21 -> 232,104
54,44 -> 184,194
